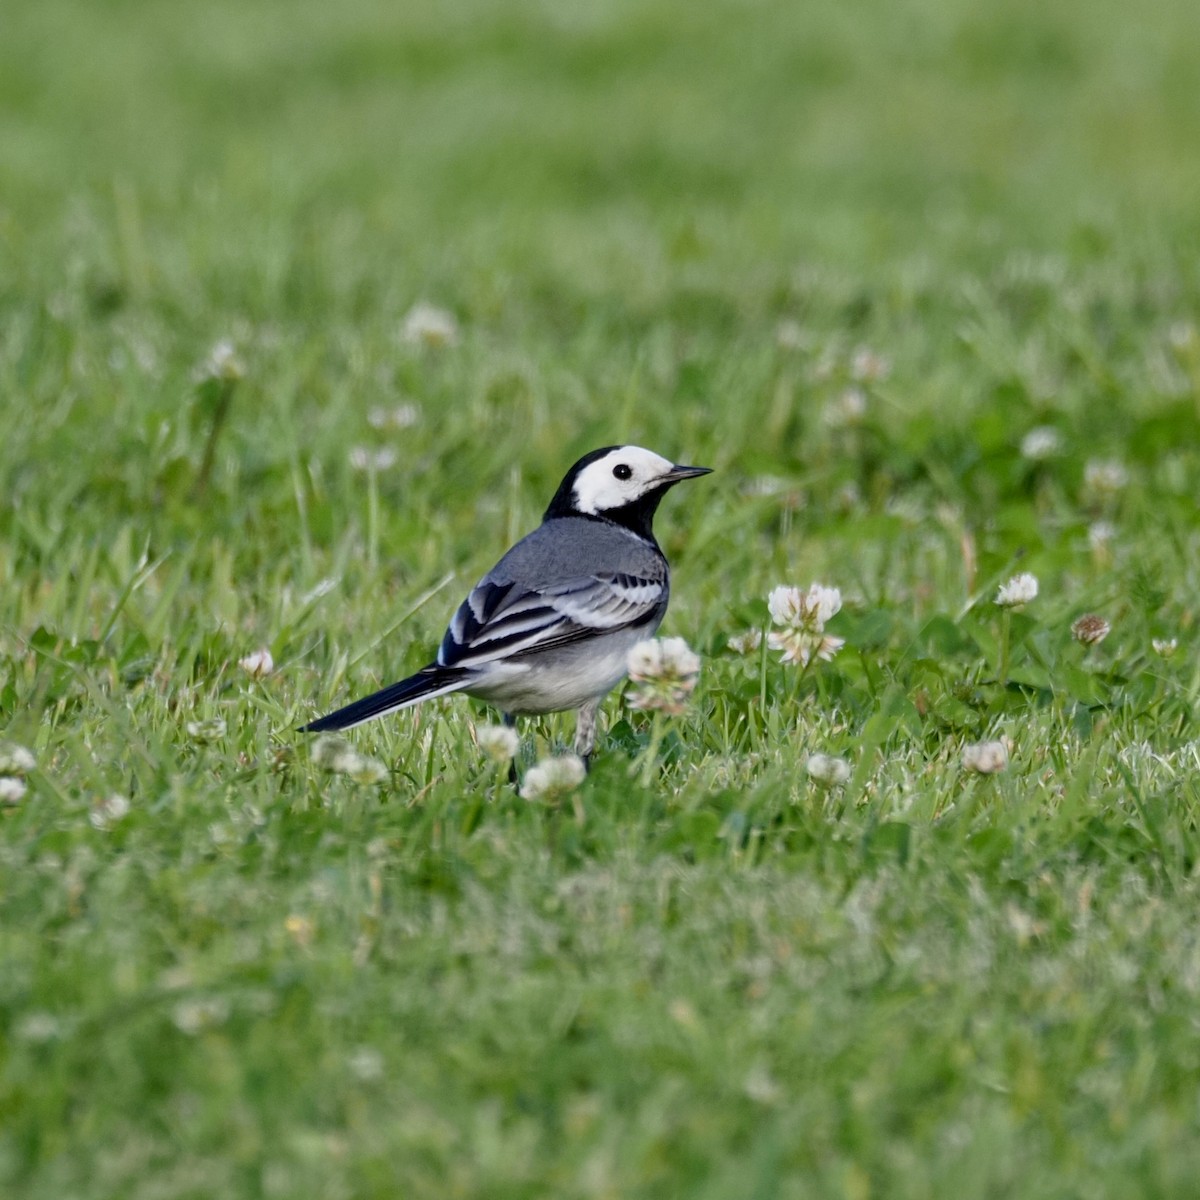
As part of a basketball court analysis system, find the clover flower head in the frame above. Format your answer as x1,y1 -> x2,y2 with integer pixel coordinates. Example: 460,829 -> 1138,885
824,387 -> 867,429
172,997 -> 230,1036
806,753 -> 851,788
476,723 -> 521,763
768,630 -> 845,667
0,742 -> 36,776
238,648 -> 274,679
768,583 -> 841,630
0,776 -> 27,804
347,1046 -> 384,1081
401,302 -> 459,348
1088,521 -> 1116,552
1083,459 -> 1128,500
343,754 -> 389,786
311,735 -> 388,785
199,338 -> 245,383
89,793 -> 131,830
767,583 -> 844,667
1152,638 -> 1179,659
348,446 -> 398,472
13,1013 -> 59,1043
851,346 -> 891,382
311,734 -> 353,770
1020,426 -> 1063,461
520,755 -> 587,802
1071,614 -> 1110,646
1168,321 -> 1197,351
368,403 -> 421,430
186,717 -> 227,743
726,629 -> 763,655
775,319 -> 807,350
626,637 -> 701,715
995,573 -> 1038,609
962,740 -> 1009,774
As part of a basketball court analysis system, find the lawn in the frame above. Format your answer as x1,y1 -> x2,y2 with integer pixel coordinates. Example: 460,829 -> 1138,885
3,0 -> 1200,1195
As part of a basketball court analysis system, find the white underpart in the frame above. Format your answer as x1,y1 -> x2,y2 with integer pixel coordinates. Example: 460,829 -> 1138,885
465,623 -> 658,713
571,446 -> 675,515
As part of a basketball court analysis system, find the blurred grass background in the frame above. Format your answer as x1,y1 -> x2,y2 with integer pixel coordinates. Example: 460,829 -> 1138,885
6,0 -> 1200,288
4,1 -> 1200,1197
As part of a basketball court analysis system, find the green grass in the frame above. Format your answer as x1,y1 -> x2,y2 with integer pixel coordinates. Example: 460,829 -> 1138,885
4,0 -> 1200,1195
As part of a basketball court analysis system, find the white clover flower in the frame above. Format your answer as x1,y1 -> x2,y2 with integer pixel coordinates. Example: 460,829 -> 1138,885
238,648 -> 274,679
1071,614 -> 1110,646
345,753 -> 388,785
476,723 -> 521,763
768,583 -> 842,630
347,1046 -> 385,1081
823,387 -> 867,429
767,629 -> 845,667
0,742 -> 36,775
198,339 -> 245,383
1088,521 -> 1116,552
520,755 -> 587,802
172,997 -> 230,1035
348,446 -> 399,472
726,629 -> 762,655
628,637 -> 702,682
626,637 -> 702,715
775,319 -> 807,350
0,776 -> 27,804
89,793 -> 131,830
1020,426 -> 1063,461
995,573 -> 1038,609
743,1064 -> 782,1106
962,740 -> 1009,774
13,1012 -> 60,1043
310,735 -> 387,784
1152,638 -> 1179,658
368,403 -> 421,430
1168,321 -> 1197,351
186,717 -> 227,743
401,302 -> 459,348
311,734 -> 352,770
767,583 -> 844,667
806,753 -> 851,788
1083,459 -> 1128,498
851,347 -> 891,382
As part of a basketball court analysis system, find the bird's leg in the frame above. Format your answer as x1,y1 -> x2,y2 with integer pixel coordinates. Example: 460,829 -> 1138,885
574,700 -> 600,773
503,712 -> 519,785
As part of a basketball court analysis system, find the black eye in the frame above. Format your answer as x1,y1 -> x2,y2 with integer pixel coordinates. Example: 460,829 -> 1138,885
613,463 -> 632,481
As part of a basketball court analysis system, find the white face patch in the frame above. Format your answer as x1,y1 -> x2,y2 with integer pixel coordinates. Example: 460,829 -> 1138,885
571,446 -> 675,516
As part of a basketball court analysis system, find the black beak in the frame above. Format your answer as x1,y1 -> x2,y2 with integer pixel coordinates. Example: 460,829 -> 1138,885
662,464 -> 713,484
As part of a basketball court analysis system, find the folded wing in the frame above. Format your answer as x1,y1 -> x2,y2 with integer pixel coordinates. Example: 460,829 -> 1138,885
438,572 -> 665,669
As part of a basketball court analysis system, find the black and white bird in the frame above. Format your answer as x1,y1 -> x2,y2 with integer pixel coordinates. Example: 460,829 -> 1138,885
302,446 -> 711,763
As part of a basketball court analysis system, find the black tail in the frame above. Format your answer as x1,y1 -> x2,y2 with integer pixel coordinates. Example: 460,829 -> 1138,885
300,664 -> 469,732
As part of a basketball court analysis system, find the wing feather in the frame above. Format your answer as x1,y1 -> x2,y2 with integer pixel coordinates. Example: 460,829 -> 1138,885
438,572 -> 665,669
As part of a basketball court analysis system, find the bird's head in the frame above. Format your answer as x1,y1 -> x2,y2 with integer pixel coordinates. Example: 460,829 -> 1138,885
544,445 -> 712,538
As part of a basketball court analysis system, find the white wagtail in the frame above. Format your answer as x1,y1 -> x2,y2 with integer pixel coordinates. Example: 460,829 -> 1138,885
302,445 -> 711,763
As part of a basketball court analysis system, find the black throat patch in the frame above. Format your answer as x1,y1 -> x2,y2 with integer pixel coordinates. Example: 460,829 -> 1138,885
543,447 -> 673,544
573,488 -> 671,543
